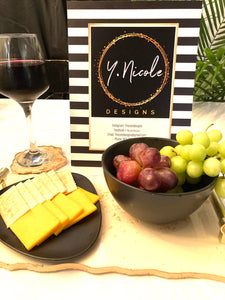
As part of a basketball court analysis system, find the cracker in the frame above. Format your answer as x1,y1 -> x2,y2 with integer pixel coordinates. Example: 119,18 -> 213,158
32,177 -> 52,201
38,173 -> 59,199
0,186 -> 29,227
57,169 -> 77,194
47,170 -> 66,194
16,182 -> 37,209
24,179 -> 45,203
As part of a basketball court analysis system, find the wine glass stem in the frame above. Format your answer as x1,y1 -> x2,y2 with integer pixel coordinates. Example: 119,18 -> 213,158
24,102 -> 37,152
16,101 -> 52,168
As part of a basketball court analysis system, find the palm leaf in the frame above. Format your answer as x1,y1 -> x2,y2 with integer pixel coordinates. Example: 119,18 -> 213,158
194,0 -> 225,101
198,0 -> 225,59
133,1 -> 225,101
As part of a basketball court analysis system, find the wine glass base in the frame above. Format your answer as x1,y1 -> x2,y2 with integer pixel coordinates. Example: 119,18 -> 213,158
16,148 -> 54,168
10,145 -> 68,174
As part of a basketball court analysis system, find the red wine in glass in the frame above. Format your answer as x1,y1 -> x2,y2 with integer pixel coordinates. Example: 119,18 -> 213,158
0,33 -> 52,168
0,59 -> 49,115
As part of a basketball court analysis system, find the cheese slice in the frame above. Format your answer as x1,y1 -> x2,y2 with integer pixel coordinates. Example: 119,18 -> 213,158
76,187 -> 100,204
10,203 -> 60,251
52,193 -> 83,228
67,189 -> 97,224
43,200 -> 69,236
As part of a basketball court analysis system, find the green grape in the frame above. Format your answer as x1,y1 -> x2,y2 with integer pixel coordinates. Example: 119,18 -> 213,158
207,129 -> 223,143
180,144 -> 192,161
218,140 -> 225,157
170,156 -> 187,173
186,174 -> 202,184
160,146 -> 176,159
176,172 -> 186,186
176,129 -> 193,145
215,177 -> 225,198
206,142 -> 219,157
190,144 -> 206,161
221,160 -> 225,174
192,132 -> 210,148
186,161 -> 203,178
203,157 -> 221,177
174,144 -> 183,156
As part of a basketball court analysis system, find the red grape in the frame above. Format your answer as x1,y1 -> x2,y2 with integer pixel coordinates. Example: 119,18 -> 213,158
138,168 -> 162,192
113,154 -> 131,169
139,147 -> 161,168
116,160 -> 142,184
156,167 -> 178,192
113,143 -> 179,193
129,143 -> 148,164
155,155 -> 171,168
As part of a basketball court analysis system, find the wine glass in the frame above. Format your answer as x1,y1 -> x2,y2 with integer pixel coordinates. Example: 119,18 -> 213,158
0,33 -> 53,168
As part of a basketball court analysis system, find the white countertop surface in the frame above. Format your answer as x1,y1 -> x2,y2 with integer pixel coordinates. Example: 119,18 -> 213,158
0,98 -> 225,300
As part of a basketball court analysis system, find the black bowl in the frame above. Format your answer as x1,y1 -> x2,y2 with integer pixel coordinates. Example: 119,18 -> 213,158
102,137 -> 217,224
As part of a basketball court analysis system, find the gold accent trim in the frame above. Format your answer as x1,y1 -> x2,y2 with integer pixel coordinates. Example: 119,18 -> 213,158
168,24 -> 179,138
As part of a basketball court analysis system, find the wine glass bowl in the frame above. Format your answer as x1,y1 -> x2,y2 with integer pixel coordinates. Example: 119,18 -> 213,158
0,33 -> 52,168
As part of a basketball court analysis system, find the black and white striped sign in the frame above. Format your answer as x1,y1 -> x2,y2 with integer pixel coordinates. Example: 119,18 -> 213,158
67,1 -> 202,168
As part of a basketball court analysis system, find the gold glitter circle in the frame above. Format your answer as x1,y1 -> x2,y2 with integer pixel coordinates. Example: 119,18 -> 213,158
98,32 -> 169,107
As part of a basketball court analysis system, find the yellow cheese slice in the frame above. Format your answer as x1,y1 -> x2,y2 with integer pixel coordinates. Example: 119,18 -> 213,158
76,186 -> 100,204
67,189 -> 97,224
52,193 -> 83,228
10,203 -> 60,251
57,169 -> 77,194
43,200 -> 69,236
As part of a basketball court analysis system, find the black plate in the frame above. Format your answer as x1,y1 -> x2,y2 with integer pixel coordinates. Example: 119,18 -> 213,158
0,173 -> 102,261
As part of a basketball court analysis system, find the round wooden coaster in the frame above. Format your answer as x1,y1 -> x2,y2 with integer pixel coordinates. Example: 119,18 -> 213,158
10,146 -> 68,174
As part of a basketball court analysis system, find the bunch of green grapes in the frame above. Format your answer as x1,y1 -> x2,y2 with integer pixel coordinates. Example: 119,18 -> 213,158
160,124 -> 225,198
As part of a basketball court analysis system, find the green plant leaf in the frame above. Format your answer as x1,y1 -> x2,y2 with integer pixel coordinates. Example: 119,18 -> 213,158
212,64 -> 223,85
205,48 -> 217,64
217,46 -> 225,60
194,0 -> 225,102
195,61 -> 210,81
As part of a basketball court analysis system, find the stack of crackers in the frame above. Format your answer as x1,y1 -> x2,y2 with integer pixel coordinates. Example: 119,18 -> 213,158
0,169 -> 99,251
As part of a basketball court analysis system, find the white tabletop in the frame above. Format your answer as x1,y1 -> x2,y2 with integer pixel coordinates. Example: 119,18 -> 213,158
0,99 -> 225,300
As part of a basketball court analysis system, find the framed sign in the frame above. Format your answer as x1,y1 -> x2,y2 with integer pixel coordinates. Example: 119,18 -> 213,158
89,23 -> 178,150
67,1 -> 202,167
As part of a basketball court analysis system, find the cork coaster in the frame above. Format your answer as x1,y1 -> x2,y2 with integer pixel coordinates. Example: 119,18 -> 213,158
10,146 -> 67,174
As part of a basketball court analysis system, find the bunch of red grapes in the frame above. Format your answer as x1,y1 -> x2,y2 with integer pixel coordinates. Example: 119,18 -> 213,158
113,143 -> 178,193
